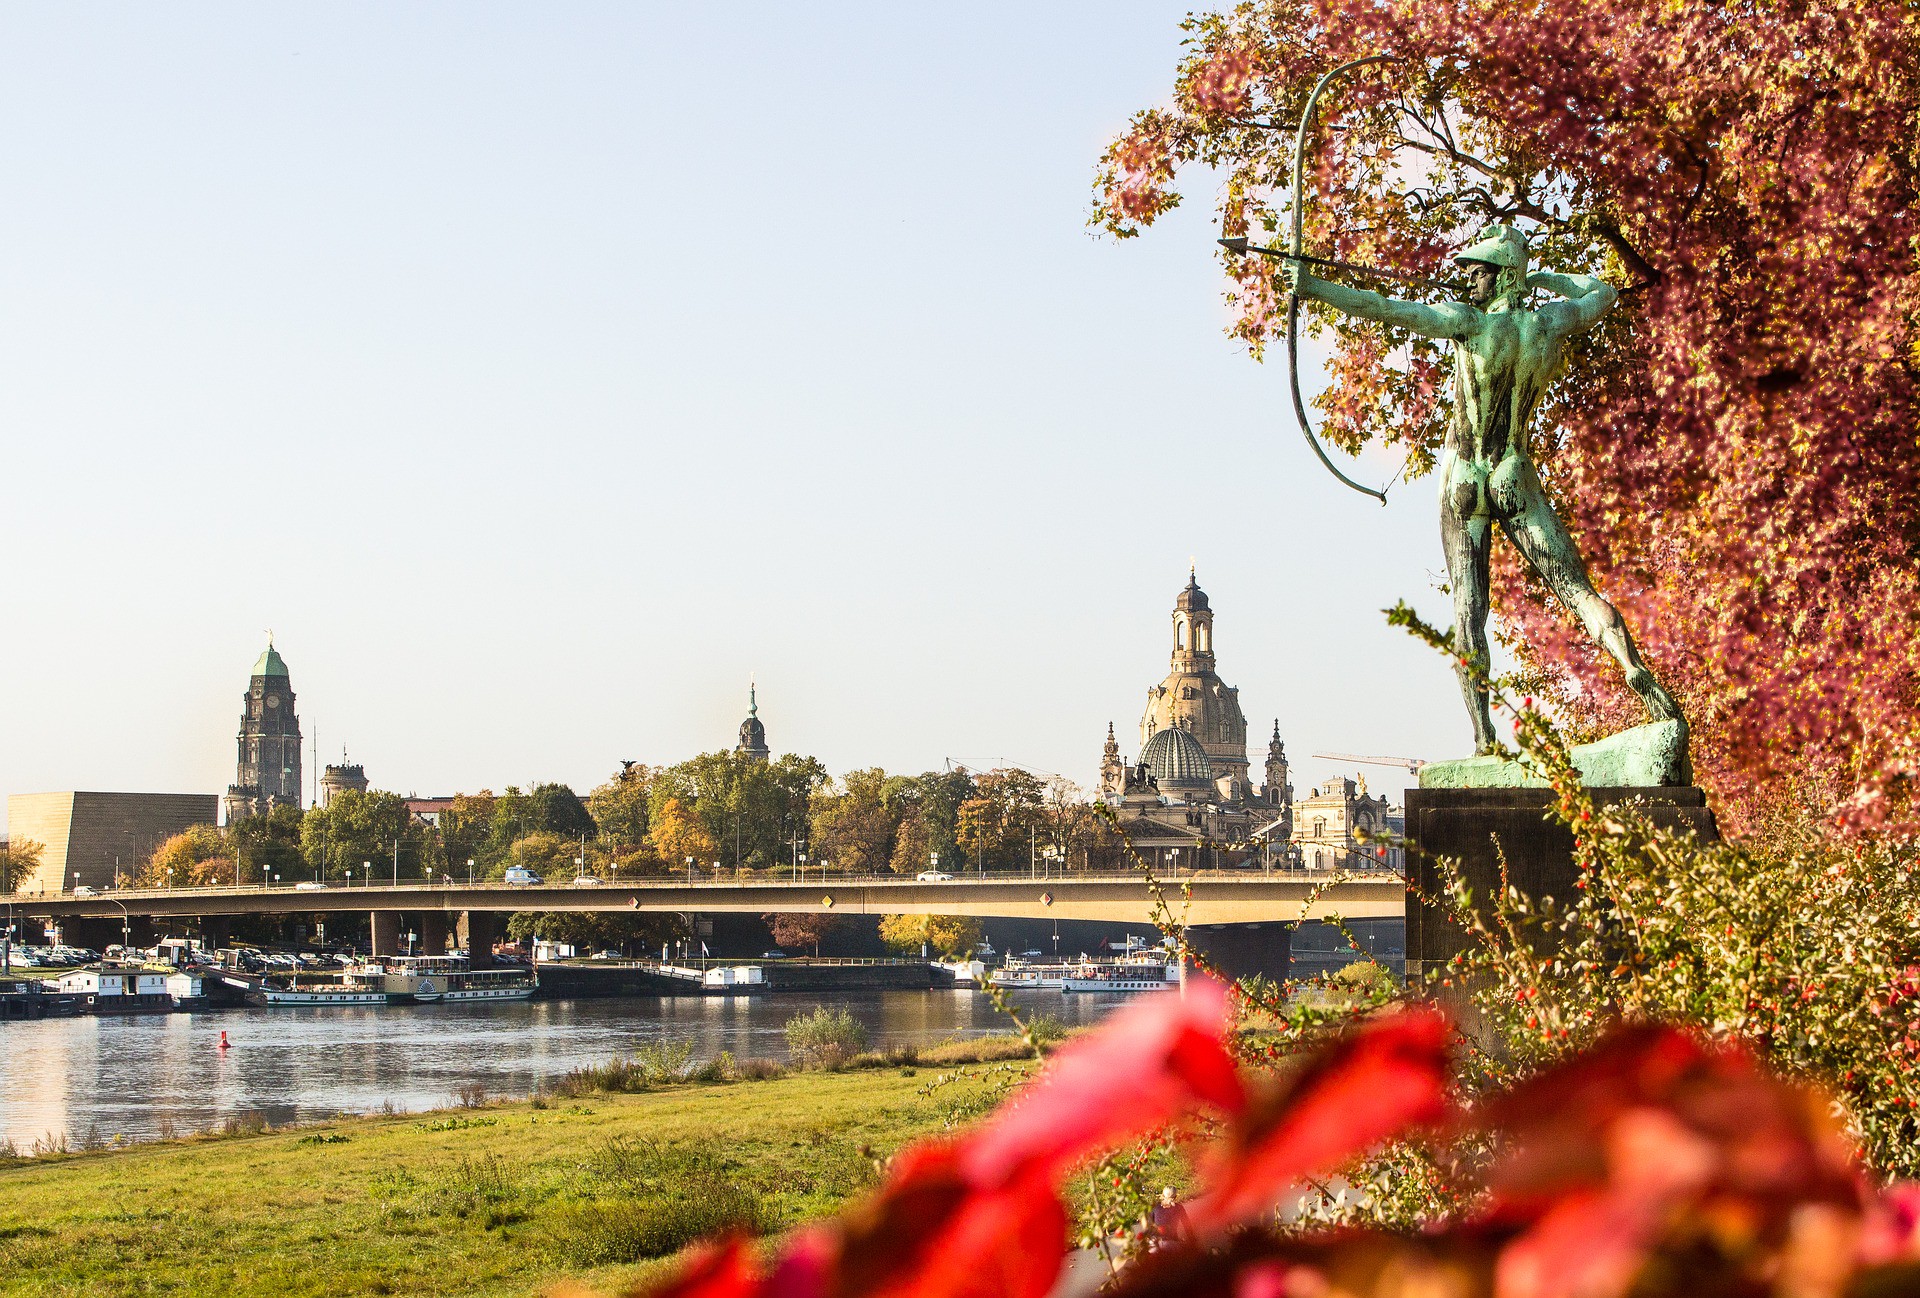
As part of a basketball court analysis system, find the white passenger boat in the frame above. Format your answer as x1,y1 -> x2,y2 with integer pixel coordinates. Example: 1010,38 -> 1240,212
988,960 -> 1073,990
1060,963 -> 1179,994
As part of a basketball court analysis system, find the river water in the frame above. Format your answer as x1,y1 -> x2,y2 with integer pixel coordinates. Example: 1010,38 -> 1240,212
0,989 -> 1120,1148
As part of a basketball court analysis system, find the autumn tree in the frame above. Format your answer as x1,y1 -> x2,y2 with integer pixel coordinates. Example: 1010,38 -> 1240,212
955,769 -> 1047,871
650,796 -> 720,870
140,826 -> 236,887
885,769 -> 975,873
810,768 -> 899,874
878,913 -> 983,957
587,763 -> 657,851
0,838 -> 42,893
764,911 -> 849,956
649,751 -> 828,869
1096,0 -> 1920,831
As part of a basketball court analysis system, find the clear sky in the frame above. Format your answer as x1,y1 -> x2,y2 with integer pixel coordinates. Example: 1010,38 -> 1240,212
0,3 -> 1473,828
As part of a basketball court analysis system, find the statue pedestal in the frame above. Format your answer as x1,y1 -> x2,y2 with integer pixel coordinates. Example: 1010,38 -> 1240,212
1402,786 -> 1717,979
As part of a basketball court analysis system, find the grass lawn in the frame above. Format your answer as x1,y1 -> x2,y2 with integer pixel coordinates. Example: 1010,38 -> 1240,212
0,1063 -> 1030,1298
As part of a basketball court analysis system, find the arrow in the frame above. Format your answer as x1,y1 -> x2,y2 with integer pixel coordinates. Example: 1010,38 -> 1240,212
1219,237 -> 1468,296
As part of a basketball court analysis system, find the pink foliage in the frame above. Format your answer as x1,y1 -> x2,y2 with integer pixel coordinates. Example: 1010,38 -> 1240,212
1096,0 -> 1920,831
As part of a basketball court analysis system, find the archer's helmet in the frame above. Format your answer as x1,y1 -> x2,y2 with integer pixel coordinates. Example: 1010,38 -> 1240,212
1454,224 -> 1529,276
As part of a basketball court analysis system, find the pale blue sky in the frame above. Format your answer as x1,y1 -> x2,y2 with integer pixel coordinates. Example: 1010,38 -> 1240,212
0,3 -> 1469,826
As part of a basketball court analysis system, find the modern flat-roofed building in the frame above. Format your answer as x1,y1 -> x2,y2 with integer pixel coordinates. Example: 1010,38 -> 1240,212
5,792 -> 219,894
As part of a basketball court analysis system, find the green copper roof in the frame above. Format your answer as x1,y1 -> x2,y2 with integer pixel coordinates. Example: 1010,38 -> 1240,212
251,644 -> 289,678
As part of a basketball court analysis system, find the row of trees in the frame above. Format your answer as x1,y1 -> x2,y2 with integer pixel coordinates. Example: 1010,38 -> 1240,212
128,751 -> 1130,892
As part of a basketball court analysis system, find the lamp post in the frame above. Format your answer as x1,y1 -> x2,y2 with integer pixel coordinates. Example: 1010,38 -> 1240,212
467,857 -> 475,884
798,852 -> 807,883
166,868 -> 175,890
685,855 -> 694,885
363,861 -> 371,891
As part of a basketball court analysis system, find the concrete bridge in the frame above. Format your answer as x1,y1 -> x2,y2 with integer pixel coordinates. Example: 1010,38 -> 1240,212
7,871 -> 1407,974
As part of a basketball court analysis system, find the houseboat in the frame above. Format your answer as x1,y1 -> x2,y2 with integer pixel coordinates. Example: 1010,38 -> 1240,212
53,966 -> 209,1014
254,955 -> 536,1007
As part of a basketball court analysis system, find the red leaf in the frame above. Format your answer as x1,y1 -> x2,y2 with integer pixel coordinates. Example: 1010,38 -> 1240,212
960,977 -> 1243,1189
632,1236 -> 765,1298
771,1143 -> 1069,1298
1189,1007 -> 1453,1233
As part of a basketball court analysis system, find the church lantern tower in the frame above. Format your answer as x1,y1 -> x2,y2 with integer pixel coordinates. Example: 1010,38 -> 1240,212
1140,568 -> 1250,799
224,641 -> 304,824
736,683 -> 770,763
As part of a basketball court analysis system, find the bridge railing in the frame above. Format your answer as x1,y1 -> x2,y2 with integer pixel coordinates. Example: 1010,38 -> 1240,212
0,865 -> 1406,903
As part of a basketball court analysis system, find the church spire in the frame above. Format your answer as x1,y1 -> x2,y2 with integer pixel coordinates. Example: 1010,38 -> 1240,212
736,681 -> 770,763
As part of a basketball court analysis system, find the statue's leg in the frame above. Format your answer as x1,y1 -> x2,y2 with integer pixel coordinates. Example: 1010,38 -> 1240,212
1500,470 -> 1682,724
1440,484 -> 1498,754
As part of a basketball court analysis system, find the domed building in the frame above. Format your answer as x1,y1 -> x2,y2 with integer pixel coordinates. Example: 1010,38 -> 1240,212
1139,722 -> 1214,801
1141,572 -> 1252,802
1097,573 -> 1295,867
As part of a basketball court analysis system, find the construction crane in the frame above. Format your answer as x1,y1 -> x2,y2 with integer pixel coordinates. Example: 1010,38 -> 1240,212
1312,751 -> 1427,774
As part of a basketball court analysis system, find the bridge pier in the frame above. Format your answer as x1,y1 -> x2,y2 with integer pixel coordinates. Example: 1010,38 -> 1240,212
370,911 -> 401,958
199,917 -> 231,951
459,912 -> 501,968
54,917 -> 124,952
1185,922 -> 1292,983
418,911 -> 451,957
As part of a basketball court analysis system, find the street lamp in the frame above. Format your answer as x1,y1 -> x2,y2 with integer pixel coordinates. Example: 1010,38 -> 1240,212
166,867 -> 175,889
362,861 -> 371,890
685,855 -> 694,884
467,857 -> 475,884
798,852 -> 807,882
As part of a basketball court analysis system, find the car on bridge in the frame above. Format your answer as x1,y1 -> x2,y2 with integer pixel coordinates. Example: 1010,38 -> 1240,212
916,870 -> 954,882
571,875 -> 604,886
294,881 -> 327,891
504,867 -> 544,886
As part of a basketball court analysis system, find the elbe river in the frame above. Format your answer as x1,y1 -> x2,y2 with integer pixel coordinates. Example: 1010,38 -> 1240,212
0,989 -> 1119,1148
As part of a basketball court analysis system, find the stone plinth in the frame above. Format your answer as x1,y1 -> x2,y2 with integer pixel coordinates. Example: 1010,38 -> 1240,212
1403,785 -> 1717,979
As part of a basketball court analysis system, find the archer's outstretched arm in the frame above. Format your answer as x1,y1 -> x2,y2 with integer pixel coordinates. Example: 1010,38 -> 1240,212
1285,261 -> 1478,340
1529,271 -> 1618,335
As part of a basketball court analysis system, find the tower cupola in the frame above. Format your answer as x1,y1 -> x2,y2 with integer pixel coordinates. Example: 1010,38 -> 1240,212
736,683 -> 770,763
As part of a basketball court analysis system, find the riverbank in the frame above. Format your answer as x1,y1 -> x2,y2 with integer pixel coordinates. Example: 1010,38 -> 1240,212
0,1048 -> 1037,1298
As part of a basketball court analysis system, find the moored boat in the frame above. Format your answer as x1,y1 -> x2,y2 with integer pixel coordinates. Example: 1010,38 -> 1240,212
252,955 -> 536,1006
1060,963 -> 1179,994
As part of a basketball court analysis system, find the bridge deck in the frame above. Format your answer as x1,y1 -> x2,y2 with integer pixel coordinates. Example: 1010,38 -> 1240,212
8,872 -> 1406,926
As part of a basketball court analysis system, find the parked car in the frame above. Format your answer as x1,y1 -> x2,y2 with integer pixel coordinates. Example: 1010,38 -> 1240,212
915,870 -> 955,882
503,866 -> 543,886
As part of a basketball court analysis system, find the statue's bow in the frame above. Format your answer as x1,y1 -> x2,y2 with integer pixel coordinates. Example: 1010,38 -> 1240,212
1275,55 -> 1398,505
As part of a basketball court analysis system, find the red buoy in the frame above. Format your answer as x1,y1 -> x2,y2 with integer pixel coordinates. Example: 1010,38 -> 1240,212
218,1030 -> 231,1050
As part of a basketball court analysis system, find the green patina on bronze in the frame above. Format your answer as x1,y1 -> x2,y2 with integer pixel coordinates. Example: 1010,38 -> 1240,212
1282,221 -> 1689,785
